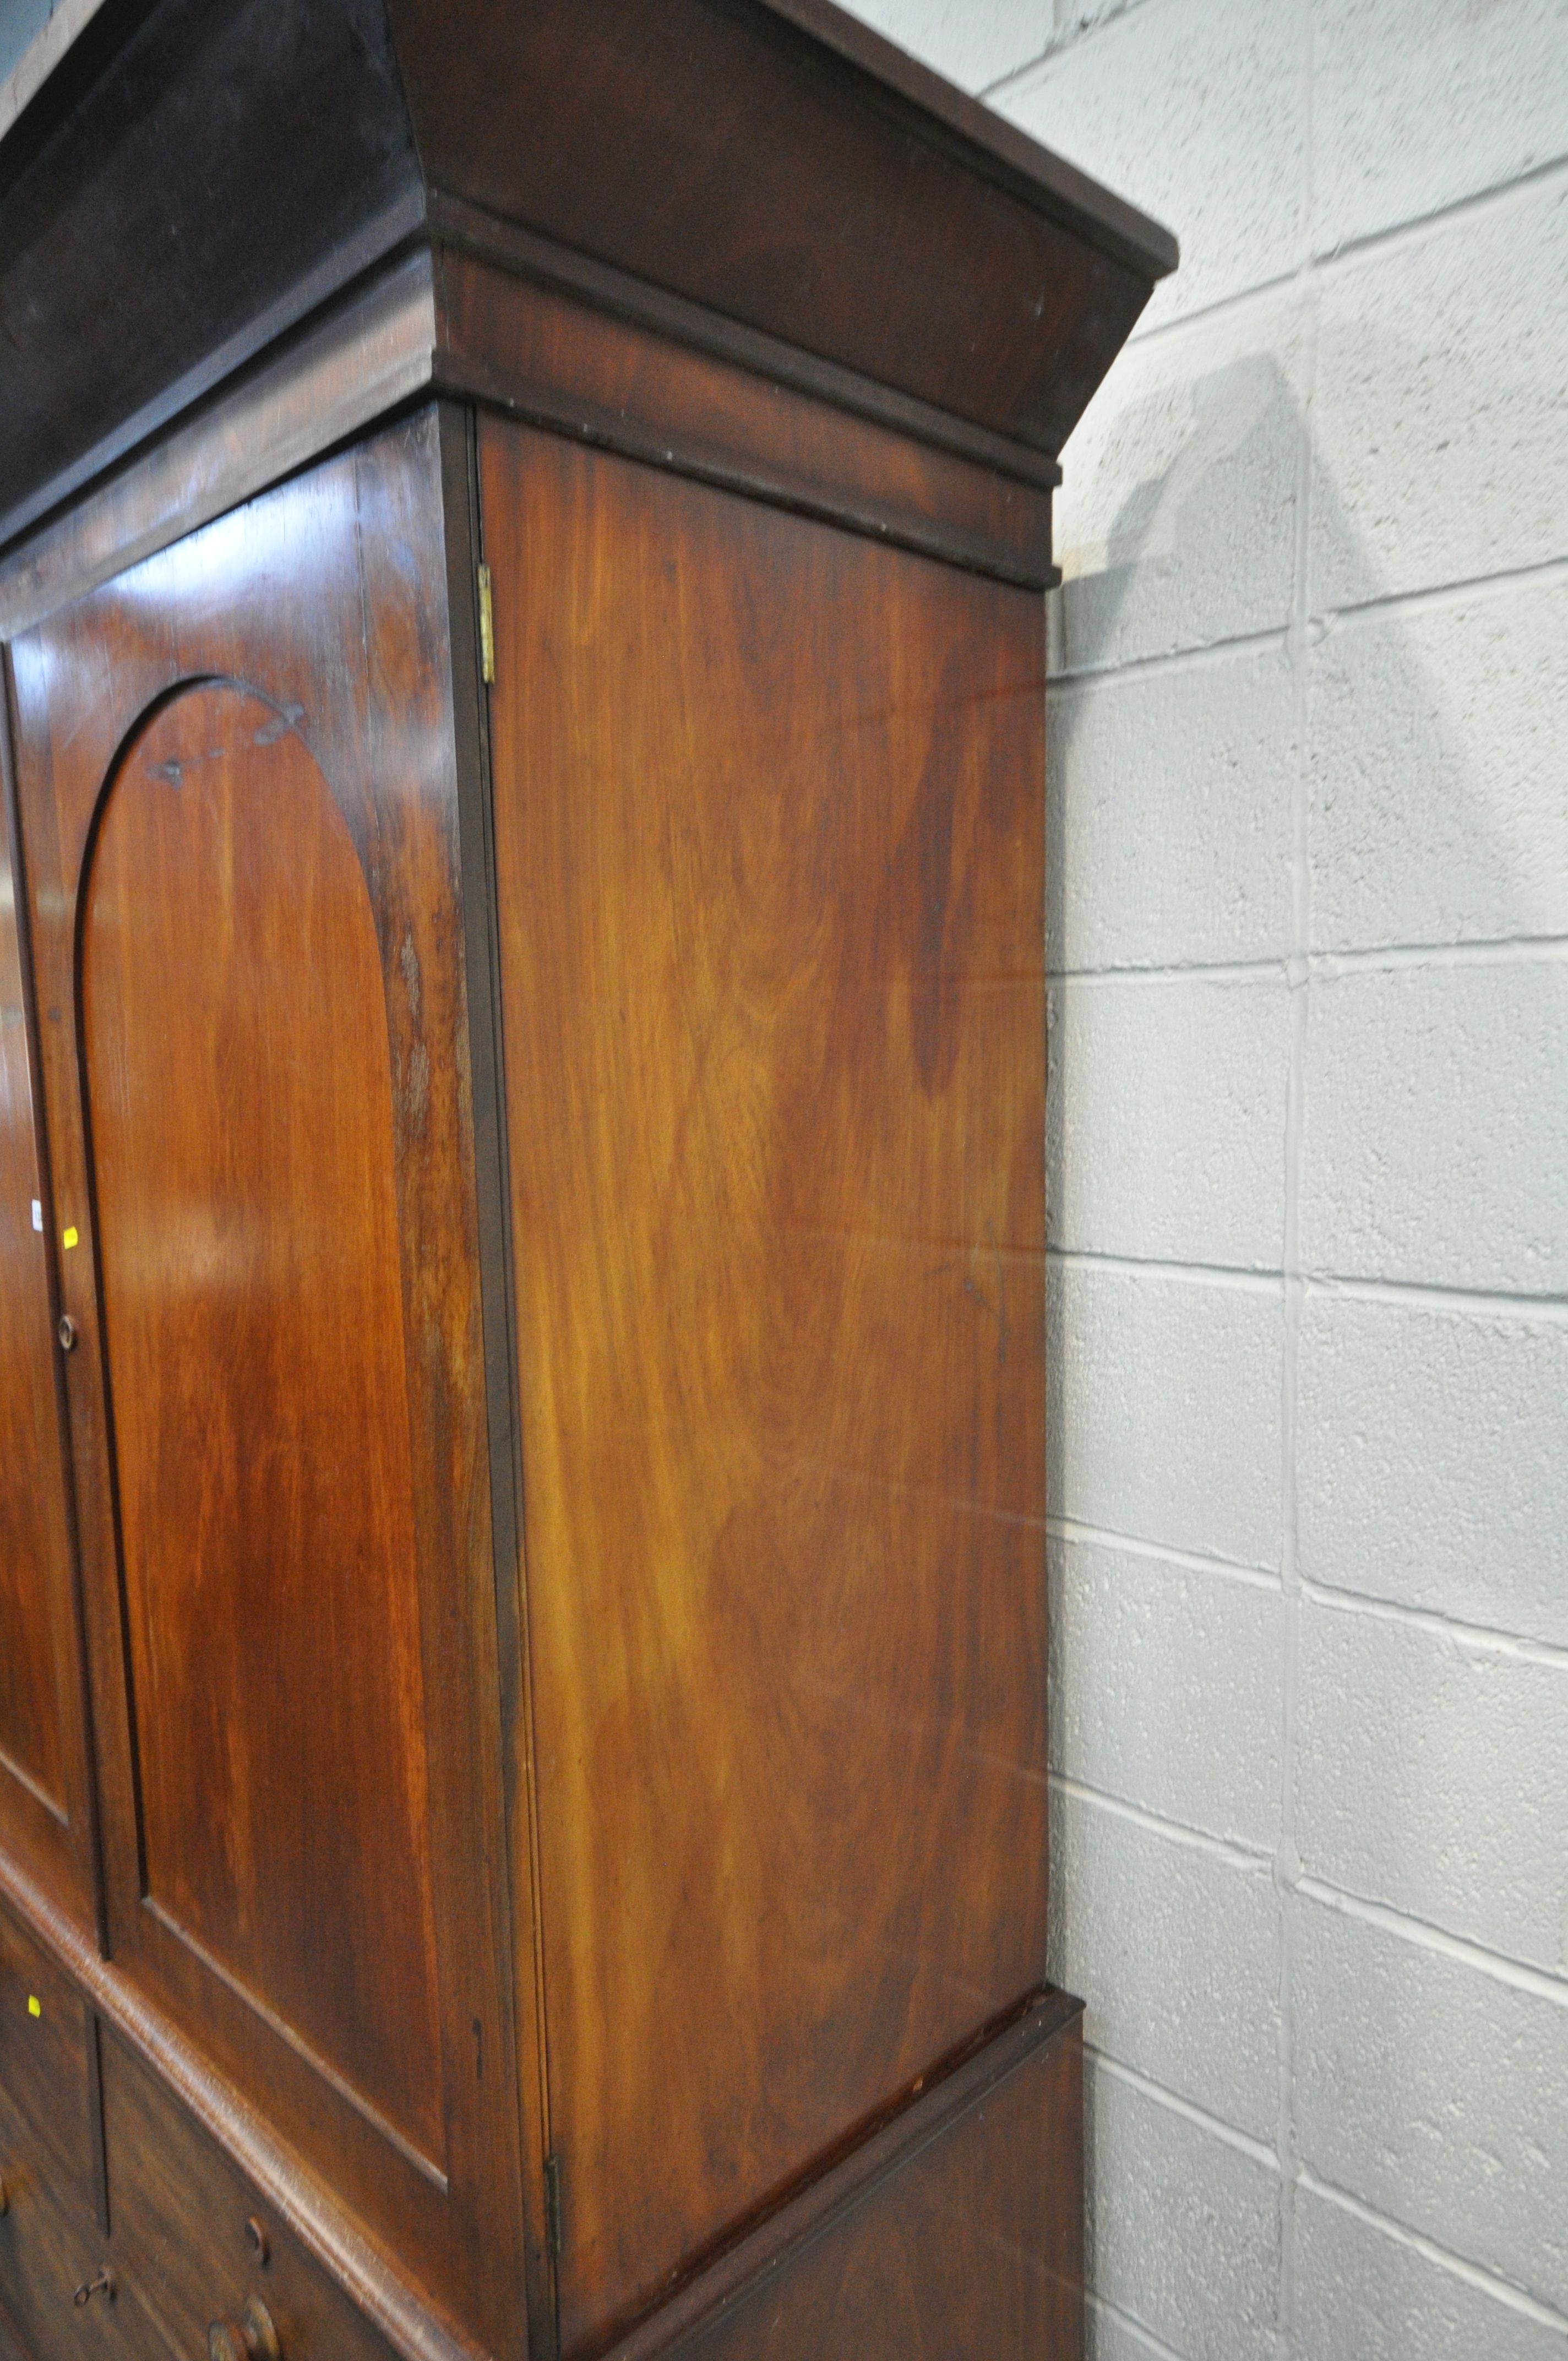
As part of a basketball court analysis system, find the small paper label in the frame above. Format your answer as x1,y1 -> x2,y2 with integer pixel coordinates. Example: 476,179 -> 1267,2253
26,1995 -> 41,2019
31,1200 -> 42,1232
62,1226 -> 79,1250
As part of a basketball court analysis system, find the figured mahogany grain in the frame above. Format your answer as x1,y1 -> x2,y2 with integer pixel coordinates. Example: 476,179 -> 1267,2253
666,2009 -> 1084,2361
482,419 -> 1048,2354
433,248 -> 1058,588
81,685 -> 444,2164
7,410 -> 526,2359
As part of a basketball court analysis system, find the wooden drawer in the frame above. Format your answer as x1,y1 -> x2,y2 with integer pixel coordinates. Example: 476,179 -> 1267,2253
98,2038 -> 398,2361
0,2088 -> 167,2361
0,1907 -> 95,2215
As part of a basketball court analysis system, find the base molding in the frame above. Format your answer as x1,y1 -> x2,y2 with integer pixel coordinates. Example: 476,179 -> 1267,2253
600,1992 -> 1085,2361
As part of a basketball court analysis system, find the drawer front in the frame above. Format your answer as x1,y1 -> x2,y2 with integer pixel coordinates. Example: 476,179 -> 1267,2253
0,2090 -> 167,2361
99,2038 -> 398,2361
0,1907 -> 94,2211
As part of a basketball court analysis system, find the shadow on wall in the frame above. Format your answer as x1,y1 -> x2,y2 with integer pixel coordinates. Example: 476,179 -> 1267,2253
1042,340 -> 1568,2329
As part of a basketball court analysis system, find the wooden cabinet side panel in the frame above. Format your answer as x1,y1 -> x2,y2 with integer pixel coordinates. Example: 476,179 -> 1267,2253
482,417 -> 1048,2353
671,2015 -> 1083,2361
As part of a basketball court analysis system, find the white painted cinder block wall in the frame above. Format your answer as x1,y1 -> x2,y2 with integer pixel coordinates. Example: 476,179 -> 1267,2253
841,3 -> 1568,2354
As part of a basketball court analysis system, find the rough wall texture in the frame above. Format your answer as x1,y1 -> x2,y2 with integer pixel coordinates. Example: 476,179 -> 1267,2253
844,2 -> 1568,2353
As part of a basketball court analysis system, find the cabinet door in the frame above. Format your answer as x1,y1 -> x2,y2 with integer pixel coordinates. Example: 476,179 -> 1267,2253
7,410 -> 524,2355
0,723 -> 94,1923
482,420 -> 1048,2356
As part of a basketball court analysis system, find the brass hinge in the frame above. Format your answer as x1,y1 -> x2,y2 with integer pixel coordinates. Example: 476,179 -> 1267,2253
543,2153 -> 562,2262
477,561 -> 496,686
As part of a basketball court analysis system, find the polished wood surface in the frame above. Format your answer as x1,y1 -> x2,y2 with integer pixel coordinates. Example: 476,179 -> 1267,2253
0,0 -> 421,549
0,732 -> 89,1921
8,413 -> 524,2357
0,2094 -> 168,2361
603,1992 -> 1081,2361
399,0 -> 1164,456
80,683 -> 444,2164
0,1906 -> 92,2212
436,249 -> 1058,589
0,0 -> 1174,559
0,1846 -> 484,2361
0,249 -> 438,645
0,821 -> 67,1818
97,2033 -> 402,2361
483,419 -> 1048,2354
662,2005 -> 1084,2361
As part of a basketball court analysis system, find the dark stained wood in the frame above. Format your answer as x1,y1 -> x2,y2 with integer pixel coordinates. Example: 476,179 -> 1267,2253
651,2002 -> 1084,2361
7,411 -> 526,2360
0,1905 -> 94,2213
0,1846 -> 484,2361
0,0 -> 1174,559
0,0 -> 422,551
392,0 -> 1172,451
0,250 -> 439,645
0,807 -> 67,1819
482,418 -> 1049,2355
433,404 -> 560,2361
435,251 -> 1058,589
0,2086 -> 172,2361
426,193 -> 1064,493
97,2030 -> 404,2361
0,700 -> 94,1926
80,683 -> 445,2169
600,1990 -> 1079,2361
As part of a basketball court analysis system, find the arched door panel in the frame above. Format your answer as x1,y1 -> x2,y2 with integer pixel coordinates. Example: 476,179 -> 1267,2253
0,756 -> 93,1919
81,682 -> 444,2167
6,411 -> 525,2355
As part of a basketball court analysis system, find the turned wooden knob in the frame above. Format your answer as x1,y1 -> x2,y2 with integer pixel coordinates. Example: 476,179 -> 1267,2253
208,2295 -> 280,2361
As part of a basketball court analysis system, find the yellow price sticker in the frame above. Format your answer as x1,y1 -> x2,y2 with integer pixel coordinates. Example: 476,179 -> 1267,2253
27,1995 -> 41,2018
62,1227 -> 79,1250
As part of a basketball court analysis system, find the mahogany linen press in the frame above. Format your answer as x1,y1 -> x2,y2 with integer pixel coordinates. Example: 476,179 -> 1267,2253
0,5 -> 1175,2357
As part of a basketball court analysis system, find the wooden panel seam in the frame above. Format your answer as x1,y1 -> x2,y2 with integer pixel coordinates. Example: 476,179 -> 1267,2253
426,193 -> 1062,491
0,1849 -> 486,2361
433,347 -> 1059,592
600,1993 -> 1084,2361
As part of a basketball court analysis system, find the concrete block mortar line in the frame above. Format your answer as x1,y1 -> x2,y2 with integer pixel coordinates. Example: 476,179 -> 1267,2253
1296,2168 -> 1568,2341
977,0 -> 1162,102
1298,1576 -> 1568,1672
1047,1512 -> 1283,1592
1310,934 -> 1568,975
1085,2289 -> 1190,2361
1048,935 -> 1568,986
1301,1270 -> 1568,1321
1088,2045 -> 1282,2172
1315,549 -> 1568,632
1050,548 -> 1566,689
1049,621 -> 1289,689
1276,5 -> 1316,2343
1295,1876 -> 1568,2009
1050,1769 -> 1276,1872
1303,141 -> 1568,277
1075,145 -> 1568,362
1047,1244 -> 1284,1292
1047,957 -> 1290,986
1049,1243 -> 1568,1321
